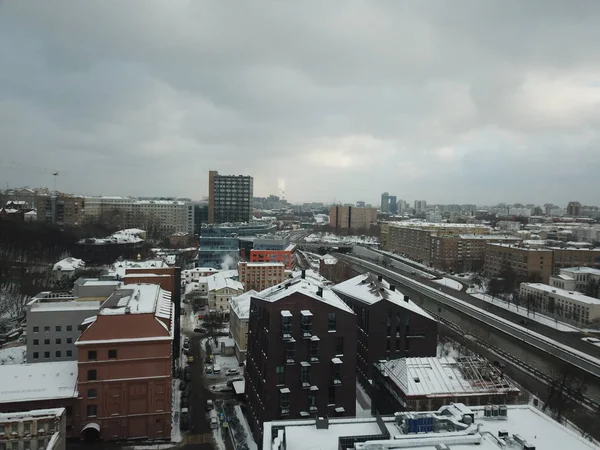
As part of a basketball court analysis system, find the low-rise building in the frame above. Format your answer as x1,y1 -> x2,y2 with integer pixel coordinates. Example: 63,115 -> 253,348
371,356 -> 520,415
0,408 -> 67,450
52,257 -> 85,280
262,404 -> 595,450
238,262 -> 286,291
208,275 -> 244,312
332,273 -> 437,386
552,266 -> 600,297
519,282 -> 600,325
484,244 -> 553,282
74,283 -> 174,440
245,274 -> 358,442
228,290 -> 258,363
0,362 -> 79,437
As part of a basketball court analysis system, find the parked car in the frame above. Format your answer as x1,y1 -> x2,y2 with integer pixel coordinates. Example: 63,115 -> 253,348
205,365 -> 213,374
205,356 -> 213,364
181,395 -> 189,408
179,381 -> 187,391
187,355 -> 194,364
212,364 -> 221,374
226,368 -> 240,376
180,408 -> 190,431
206,399 -> 214,411
210,417 -> 218,429
194,327 -> 207,334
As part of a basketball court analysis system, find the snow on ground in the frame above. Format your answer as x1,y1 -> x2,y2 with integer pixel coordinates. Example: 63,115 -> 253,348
233,404 -> 258,450
433,277 -> 463,291
171,378 -> 182,443
209,409 -> 226,450
355,382 -> 372,419
437,340 -> 463,358
0,345 -> 26,365
355,400 -> 371,418
470,293 -> 582,332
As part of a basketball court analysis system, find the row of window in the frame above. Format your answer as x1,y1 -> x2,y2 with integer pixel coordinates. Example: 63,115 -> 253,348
278,387 -> 338,415
32,350 -> 72,359
33,337 -> 72,346
32,325 -> 72,333
0,422 -> 55,434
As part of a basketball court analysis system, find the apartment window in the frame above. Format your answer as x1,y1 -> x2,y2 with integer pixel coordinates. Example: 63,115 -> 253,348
286,341 -> 296,364
86,404 -> 98,417
44,326 -> 50,332
67,338 -> 72,344
44,351 -> 50,359
333,364 -> 342,384
279,390 -> 290,415
56,351 -> 61,358
56,338 -> 61,345
386,339 -> 391,352
335,337 -> 344,355
44,339 -> 50,345
33,352 -> 39,359
281,312 -> 292,339
66,325 -> 72,332
309,392 -> 318,411
108,349 -> 117,359
56,326 -> 62,332
310,340 -> 319,361
87,369 -> 97,381
276,366 -> 285,385
33,339 -> 39,346
33,326 -> 39,333
300,364 -> 311,387
327,313 -> 336,332
67,350 -> 72,357
87,388 -> 98,398
328,386 -> 336,405
88,350 -> 97,360
23,421 -> 31,435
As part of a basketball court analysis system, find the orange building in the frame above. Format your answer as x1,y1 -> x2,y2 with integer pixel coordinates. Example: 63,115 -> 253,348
75,284 -> 174,441
249,244 -> 296,269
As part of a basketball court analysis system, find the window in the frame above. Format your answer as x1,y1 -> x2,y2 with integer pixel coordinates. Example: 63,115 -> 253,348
33,352 -> 39,359
87,369 -> 97,381
44,339 -> 50,345
55,326 -> 61,332
66,325 -> 72,332
386,339 -> 391,352
279,391 -> 290,415
67,338 -> 72,344
86,404 -> 98,417
276,366 -> 285,385
309,392 -> 318,411
55,338 -> 61,345
88,350 -> 97,360
87,388 -> 98,398
281,314 -> 292,339
328,313 -> 336,331
285,341 -> 296,363
108,349 -> 117,359
44,351 -> 50,359
333,364 -> 342,384
67,350 -> 72,357
335,337 -> 344,355
44,326 -> 50,332
301,364 -> 311,387
33,339 -> 39,346
310,340 -> 319,361
33,326 -> 39,333
23,421 -> 31,434
56,351 -> 61,358
328,387 -> 336,405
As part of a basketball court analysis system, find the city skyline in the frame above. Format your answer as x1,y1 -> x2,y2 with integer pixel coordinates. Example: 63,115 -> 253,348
2,2 -> 600,204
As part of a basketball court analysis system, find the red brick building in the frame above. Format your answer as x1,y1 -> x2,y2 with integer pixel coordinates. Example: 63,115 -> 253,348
75,284 -> 174,440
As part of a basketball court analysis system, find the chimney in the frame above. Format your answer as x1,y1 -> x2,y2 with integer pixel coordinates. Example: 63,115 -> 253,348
316,287 -> 323,297
403,295 -> 409,303
390,285 -> 396,291
377,275 -> 383,282
301,269 -> 306,279
316,416 -> 329,429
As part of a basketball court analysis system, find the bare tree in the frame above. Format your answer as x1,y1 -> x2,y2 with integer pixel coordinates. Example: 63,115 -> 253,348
0,289 -> 29,332
543,364 -> 587,422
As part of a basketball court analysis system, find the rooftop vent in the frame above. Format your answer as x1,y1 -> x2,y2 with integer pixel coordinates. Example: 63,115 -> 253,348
316,416 -> 329,430
125,306 -> 131,314
377,275 -> 383,282
404,295 -> 409,303
316,287 -> 323,297
390,285 -> 396,292
301,270 -> 306,279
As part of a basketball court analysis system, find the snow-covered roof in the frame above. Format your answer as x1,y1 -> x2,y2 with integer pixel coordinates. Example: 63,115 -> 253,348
208,274 -> 244,293
553,274 -> 575,281
0,408 -> 65,423
0,361 -> 78,403
521,283 -> 600,305
321,254 -> 338,265
561,266 -> 600,276
332,273 -> 433,320
219,269 -> 239,279
241,262 -> 285,268
100,284 -> 173,316
257,276 -> 353,314
378,357 -> 518,397
229,290 -> 258,320
53,257 -> 85,272
29,300 -> 101,313
107,259 -> 167,278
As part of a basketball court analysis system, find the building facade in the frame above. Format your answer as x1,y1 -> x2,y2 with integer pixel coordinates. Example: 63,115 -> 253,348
329,206 -> 378,231
74,284 -> 174,441
0,408 -> 67,450
207,275 -> 244,312
245,275 -> 357,443
332,273 -> 438,387
228,290 -> 257,363
238,262 -> 286,291
208,170 -> 253,224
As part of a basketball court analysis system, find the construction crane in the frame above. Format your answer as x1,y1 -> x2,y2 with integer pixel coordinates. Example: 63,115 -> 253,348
0,160 -> 63,192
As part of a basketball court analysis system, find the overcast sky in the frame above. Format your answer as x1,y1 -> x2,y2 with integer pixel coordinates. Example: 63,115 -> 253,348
1,1 -> 599,206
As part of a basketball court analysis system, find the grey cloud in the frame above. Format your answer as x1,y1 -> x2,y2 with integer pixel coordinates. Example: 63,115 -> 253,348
1,1 -> 600,204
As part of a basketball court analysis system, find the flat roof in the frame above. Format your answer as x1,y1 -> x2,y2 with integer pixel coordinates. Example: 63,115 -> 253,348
561,266 -> 600,276
265,405 -> 597,450
332,273 -> 433,320
229,290 -> 258,320
0,361 -> 78,403
521,283 -> 600,305
100,284 -> 172,317
487,243 -> 552,251
30,300 -> 102,313
0,408 -> 65,422
241,262 -> 285,267
378,356 -> 518,397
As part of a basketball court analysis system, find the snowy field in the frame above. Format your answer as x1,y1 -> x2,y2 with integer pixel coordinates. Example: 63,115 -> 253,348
433,278 -> 463,291
470,293 -> 582,332
0,345 -> 25,365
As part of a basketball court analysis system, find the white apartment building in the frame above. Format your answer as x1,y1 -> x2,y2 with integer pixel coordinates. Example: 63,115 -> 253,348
207,275 -> 244,312
520,282 -> 600,324
83,197 -> 194,235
